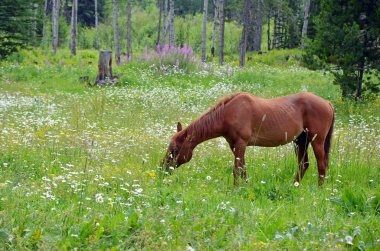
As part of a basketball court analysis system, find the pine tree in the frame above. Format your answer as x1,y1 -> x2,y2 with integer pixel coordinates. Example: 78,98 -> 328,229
306,0 -> 380,99
0,0 -> 33,58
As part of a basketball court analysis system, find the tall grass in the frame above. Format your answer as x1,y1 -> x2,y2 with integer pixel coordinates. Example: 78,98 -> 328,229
0,49 -> 379,250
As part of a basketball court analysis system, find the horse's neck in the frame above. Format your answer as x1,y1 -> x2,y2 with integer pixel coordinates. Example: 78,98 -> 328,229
187,114 -> 223,146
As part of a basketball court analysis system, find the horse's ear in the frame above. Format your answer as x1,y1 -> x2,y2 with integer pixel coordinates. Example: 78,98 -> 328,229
177,122 -> 183,132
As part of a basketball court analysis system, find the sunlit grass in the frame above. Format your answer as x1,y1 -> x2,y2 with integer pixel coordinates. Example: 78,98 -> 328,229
0,49 -> 379,249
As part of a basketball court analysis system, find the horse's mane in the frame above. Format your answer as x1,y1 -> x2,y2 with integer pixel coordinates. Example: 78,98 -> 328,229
185,93 -> 241,140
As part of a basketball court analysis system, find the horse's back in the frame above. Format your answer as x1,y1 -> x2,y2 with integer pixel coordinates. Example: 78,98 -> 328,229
222,92 -> 334,147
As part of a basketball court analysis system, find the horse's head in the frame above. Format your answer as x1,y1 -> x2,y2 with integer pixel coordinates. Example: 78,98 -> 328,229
161,122 -> 194,172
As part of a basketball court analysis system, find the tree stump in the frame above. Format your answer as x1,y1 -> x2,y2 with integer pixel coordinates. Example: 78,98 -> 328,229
94,50 -> 114,86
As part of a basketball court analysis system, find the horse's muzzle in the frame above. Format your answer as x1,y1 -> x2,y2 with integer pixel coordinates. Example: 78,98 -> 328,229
160,154 -> 177,173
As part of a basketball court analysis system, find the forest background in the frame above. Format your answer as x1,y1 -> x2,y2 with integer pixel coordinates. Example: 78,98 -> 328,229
1,0 -> 379,98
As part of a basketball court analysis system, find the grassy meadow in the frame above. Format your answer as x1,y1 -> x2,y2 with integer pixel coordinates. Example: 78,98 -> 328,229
0,49 -> 379,250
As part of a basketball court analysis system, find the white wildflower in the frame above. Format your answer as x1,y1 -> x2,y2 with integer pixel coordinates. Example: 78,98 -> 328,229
345,235 -> 353,245
187,245 -> 195,251
95,193 -> 104,203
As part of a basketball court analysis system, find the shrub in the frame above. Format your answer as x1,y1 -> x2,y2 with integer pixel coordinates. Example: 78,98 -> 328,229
136,44 -> 198,73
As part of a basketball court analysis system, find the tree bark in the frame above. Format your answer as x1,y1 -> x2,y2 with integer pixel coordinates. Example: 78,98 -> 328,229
95,50 -> 113,86
70,0 -> 77,55
219,0 -> 225,65
156,0 -> 163,46
356,60 -> 364,100
211,0 -> 219,58
113,0 -> 121,65
356,15 -> 368,100
301,0 -> 311,48
240,0 -> 251,67
95,0 -> 99,50
201,0 -> 208,62
164,0 -> 168,23
161,0 -> 169,45
168,0 -> 175,47
52,0 -> 60,54
126,0 -> 132,60
253,0 -> 263,51
273,11 -> 277,48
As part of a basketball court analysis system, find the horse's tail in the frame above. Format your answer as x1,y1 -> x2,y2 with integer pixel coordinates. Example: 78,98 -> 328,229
324,105 -> 335,166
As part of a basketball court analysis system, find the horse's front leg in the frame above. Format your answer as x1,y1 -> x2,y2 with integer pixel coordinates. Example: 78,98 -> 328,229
231,140 -> 247,185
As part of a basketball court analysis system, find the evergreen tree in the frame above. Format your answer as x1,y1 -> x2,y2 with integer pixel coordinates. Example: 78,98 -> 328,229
0,0 -> 33,58
306,0 -> 380,99
78,0 -> 105,26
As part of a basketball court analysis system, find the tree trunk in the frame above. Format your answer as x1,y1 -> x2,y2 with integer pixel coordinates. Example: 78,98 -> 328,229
161,0 -> 169,45
42,0 -> 48,42
356,16 -> 368,100
95,0 -> 99,50
156,0 -> 163,46
52,0 -> 59,54
201,0 -> 208,62
126,0 -> 132,61
273,11 -> 277,48
42,0 -> 48,45
113,0 -> 121,65
168,0 -> 175,47
253,0 -> 263,51
356,60 -> 364,100
247,1 -> 254,51
301,0 -> 311,48
273,11 -> 285,49
240,0 -> 251,67
211,0 -> 219,58
95,50 -> 113,86
70,0 -> 77,55
267,13 -> 271,51
164,0 -> 168,22
219,0 -> 225,65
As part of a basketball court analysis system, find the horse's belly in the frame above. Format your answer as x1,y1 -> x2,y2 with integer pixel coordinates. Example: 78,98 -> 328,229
249,128 -> 303,147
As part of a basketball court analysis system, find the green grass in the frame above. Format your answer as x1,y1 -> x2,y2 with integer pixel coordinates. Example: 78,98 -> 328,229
0,49 -> 379,250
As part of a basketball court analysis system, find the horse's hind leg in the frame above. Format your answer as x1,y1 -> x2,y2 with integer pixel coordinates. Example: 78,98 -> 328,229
311,139 -> 327,186
294,131 -> 310,184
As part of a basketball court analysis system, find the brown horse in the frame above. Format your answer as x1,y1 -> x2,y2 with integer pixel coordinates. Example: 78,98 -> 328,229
162,92 -> 335,186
